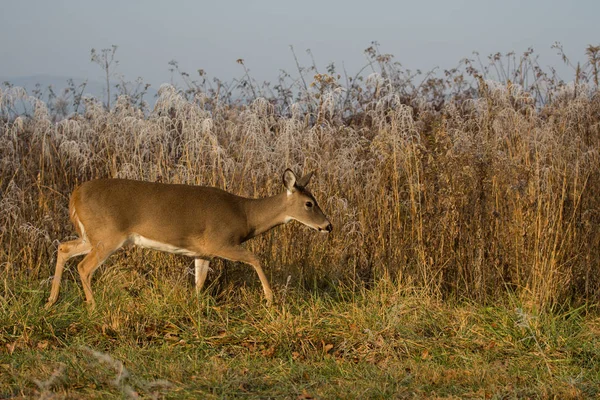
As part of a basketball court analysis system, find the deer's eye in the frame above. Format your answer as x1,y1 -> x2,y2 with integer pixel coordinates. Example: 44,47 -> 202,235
305,201 -> 313,208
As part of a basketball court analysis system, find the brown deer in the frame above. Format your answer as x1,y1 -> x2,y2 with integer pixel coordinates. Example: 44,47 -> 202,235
45,169 -> 332,309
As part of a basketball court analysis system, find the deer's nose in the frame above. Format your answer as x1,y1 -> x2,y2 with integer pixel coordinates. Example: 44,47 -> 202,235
325,223 -> 333,233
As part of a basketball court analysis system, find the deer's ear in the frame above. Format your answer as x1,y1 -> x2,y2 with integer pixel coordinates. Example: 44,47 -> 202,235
296,172 -> 313,188
283,169 -> 297,193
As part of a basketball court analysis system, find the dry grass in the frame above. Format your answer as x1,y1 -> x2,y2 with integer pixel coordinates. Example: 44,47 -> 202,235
1,47 -> 600,397
1,79 -> 599,306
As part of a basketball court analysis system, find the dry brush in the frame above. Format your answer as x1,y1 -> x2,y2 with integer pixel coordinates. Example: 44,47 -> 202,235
1,78 -> 599,309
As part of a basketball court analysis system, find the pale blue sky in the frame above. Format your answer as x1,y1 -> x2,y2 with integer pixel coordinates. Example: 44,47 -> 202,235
1,0 -> 598,86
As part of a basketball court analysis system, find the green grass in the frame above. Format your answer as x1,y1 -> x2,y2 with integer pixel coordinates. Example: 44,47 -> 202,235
2,268 -> 599,399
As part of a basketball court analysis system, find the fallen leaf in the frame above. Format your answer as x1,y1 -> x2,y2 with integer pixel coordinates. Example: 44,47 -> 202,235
297,389 -> 316,399
262,346 -> 276,357
6,342 -> 17,355
321,340 -> 334,354
238,383 -> 249,392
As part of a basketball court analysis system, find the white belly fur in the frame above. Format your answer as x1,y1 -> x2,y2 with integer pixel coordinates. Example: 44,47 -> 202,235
130,234 -> 197,257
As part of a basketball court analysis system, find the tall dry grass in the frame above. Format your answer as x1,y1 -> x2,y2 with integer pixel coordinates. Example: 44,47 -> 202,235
1,49 -> 600,310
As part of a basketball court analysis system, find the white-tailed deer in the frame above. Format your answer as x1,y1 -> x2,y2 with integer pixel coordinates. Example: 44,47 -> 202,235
45,169 -> 332,309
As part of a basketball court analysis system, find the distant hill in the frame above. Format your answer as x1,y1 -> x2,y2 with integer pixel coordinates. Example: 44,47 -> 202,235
0,74 -> 159,111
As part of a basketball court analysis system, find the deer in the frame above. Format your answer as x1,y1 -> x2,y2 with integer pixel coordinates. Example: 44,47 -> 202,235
45,169 -> 332,309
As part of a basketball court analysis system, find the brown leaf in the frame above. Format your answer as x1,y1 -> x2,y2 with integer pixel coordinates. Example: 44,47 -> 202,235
262,346 -> 276,358
242,341 -> 257,351
485,341 -> 496,350
164,332 -> 180,341
6,342 -> 17,355
297,389 -> 316,399
238,383 -> 249,392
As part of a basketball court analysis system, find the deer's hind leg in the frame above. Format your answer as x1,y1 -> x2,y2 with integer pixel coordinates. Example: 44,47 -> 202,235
76,237 -> 125,309
45,238 -> 92,309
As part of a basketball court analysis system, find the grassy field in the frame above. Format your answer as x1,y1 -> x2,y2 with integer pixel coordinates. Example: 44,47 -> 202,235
3,276 -> 600,398
1,46 -> 600,398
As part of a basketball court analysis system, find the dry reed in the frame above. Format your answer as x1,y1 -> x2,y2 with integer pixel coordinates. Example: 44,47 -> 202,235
1,50 -> 600,310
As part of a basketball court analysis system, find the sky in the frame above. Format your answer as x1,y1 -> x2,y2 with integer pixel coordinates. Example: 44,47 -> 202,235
1,0 -> 598,88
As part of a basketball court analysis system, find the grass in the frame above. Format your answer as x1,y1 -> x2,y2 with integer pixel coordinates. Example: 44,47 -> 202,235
2,270 -> 600,398
1,45 -> 600,398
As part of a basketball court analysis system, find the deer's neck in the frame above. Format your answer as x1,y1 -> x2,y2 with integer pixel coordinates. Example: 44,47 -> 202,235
243,191 -> 289,240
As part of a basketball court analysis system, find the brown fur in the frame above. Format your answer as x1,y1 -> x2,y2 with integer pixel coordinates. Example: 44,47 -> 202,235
45,170 -> 332,309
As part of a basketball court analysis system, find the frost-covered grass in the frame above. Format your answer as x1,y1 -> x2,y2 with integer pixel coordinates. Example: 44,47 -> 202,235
2,80 -> 600,307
